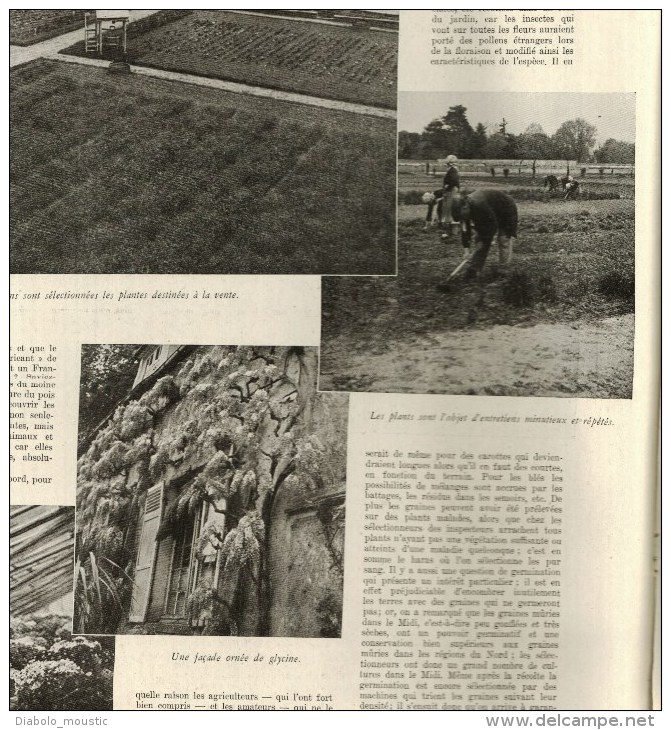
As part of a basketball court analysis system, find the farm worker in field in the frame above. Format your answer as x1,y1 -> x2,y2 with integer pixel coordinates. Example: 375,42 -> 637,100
543,174 -> 560,192
439,154 -> 461,234
450,189 -> 518,277
564,176 -> 581,200
423,155 -> 461,234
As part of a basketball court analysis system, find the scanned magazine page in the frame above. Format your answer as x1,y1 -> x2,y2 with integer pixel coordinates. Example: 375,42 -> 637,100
9,7 -> 660,717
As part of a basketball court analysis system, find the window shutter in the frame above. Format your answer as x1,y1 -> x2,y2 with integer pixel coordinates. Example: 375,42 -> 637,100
145,529 -> 175,622
128,483 -> 164,622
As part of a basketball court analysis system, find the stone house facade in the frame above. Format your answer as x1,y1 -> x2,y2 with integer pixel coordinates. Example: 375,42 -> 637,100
76,345 -> 347,637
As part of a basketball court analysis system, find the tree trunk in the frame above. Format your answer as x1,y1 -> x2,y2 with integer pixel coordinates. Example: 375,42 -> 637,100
256,491 -> 274,637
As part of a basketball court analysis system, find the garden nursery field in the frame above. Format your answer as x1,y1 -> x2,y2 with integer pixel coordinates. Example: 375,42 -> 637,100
63,10 -> 398,109
321,172 -> 635,399
10,59 -> 395,275
9,9 -> 89,45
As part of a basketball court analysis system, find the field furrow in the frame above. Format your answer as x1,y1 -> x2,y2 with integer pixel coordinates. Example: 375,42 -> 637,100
10,60 -> 396,275
62,10 -> 398,109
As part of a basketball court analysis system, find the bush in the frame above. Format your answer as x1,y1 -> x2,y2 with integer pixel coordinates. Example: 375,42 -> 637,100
92,440 -> 129,479
9,610 -> 115,711
46,637 -> 104,674
598,271 -> 635,302
117,401 -> 153,441
13,614 -> 69,646
14,656 -> 113,711
316,590 -> 342,638
10,638 -> 45,670
501,271 -> 536,307
14,659 -> 86,711
398,190 -> 428,206
537,275 -> 558,303
10,616 -> 35,639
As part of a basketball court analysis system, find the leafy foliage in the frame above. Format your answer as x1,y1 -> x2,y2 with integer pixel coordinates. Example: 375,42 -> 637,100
13,657 -> 113,712
74,552 -> 130,634
316,590 -> 343,638
221,512 -> 265,578
10,613 -> 69,645
10,638 -> 45,670
598,271 -> 635,304
46,637 -> 104,674
78,345 -> 140,448
10,618 -> 114,711
552,119 -> 598,164
399,107 -> 629,167
76,346 -> 346,636
594,138 -> 635,164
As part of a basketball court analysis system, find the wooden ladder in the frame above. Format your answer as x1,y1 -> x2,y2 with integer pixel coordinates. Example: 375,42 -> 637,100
84,13 -> 97,53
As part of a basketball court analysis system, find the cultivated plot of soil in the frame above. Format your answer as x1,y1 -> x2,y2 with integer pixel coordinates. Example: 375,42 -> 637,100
63,10 -> 398,109
398,168 -> 635,203
321,191 -> 635,399
10,60 -> 395,275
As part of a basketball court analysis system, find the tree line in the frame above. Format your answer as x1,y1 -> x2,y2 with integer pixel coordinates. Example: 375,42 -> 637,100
398,105 -> 635,165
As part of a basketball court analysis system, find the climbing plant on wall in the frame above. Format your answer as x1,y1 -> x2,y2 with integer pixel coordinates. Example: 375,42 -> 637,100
75,345 -> 346,635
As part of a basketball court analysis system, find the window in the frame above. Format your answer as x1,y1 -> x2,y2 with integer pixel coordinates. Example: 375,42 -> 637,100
164,512 -> 196,617
129,478 -> 227,625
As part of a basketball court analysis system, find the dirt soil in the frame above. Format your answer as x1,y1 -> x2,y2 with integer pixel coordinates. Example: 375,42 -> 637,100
320,314 -> 634,398
321,194 -> 635,398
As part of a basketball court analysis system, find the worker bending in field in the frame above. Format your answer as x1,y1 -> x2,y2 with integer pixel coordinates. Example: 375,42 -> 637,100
543,174 -> 559,192
563,176 -> 581,200
450,189 -> 518,278
423,155 -> 461,235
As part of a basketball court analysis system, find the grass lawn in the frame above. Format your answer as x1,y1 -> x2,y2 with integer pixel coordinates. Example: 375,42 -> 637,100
10,60 -> 396,275
9,10 -> 90,46
62,10 -> 397,109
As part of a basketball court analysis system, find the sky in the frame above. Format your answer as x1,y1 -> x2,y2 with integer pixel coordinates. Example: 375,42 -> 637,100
397,92 -> 636,146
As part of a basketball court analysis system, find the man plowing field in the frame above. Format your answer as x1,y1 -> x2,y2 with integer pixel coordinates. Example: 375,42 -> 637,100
445,189 -> 519,281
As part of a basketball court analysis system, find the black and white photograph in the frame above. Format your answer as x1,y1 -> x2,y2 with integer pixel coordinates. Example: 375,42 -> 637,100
320,91 -> 636,398
10,10 -> 397,275
10,506 -> 115,711
75,345 -> 347,638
